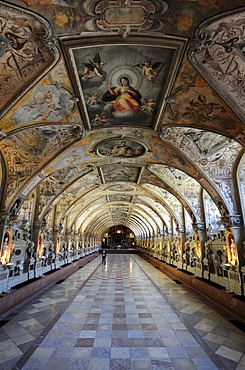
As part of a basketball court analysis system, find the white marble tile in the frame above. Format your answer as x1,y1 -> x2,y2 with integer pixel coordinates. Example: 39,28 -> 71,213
0,339 -> 23,363
216,345 -> 243,362
203,332 -> 226,345
12,333 -> 35,345
19,318 -> 39,327
194,322 -> 215,332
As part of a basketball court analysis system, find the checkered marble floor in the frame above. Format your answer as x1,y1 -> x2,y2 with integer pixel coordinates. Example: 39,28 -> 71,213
0,254 -> 244,369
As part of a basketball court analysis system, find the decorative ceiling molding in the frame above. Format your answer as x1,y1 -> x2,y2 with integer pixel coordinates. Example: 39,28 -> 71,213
82,0 -> 168,34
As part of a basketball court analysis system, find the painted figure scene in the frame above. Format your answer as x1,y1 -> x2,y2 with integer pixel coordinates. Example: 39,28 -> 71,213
73,45 -> 173,128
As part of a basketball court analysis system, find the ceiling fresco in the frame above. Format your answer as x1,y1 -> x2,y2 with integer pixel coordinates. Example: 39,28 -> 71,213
61,34 -> 187,130
190,7 -> 245,122
0,0 -> 244,244
0,2 -> 59,118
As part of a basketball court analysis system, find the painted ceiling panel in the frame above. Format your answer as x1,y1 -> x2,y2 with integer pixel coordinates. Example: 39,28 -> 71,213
101,165 -> 141,183
61,34 -> 186,130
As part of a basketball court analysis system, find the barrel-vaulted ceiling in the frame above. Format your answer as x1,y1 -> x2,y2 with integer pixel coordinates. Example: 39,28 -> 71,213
0,0 -> 244,239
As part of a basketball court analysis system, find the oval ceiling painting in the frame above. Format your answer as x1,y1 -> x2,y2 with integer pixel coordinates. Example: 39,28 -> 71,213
97,138 -> 146,157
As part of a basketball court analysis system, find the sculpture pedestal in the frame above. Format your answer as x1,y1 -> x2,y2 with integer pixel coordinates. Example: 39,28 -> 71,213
228,267 -> 242,295
203,259 -> 215,280
0,267 -> 8,293
23,258 -> 35,279
186,265 -> 195,275
195,261 -> 202,278
35,260 -> 43,277
176,261 -> 182,269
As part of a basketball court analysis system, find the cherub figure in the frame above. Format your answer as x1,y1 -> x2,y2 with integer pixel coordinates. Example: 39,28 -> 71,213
135,60 -> 167,84
91,112 -> 108,125
141,99 -> 156,114
81,52 -> 105,81
86,91 -> 101,106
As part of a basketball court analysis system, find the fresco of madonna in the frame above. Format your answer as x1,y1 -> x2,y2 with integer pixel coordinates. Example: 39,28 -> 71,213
69,40 -> 181,129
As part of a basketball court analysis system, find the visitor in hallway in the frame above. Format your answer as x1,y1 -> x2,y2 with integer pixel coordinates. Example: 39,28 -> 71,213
102,249 -> 106,265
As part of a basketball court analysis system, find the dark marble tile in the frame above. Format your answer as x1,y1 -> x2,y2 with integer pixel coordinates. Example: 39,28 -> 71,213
75,338 -> 95,347
82,324 -> 98,330
145,338 -> 165,347
139,313 -> 152,318
112,324 -> 128,330
109,359 -> 132,370
87,313 -> 100,318
113,313 -> 126,318
111,338 -> 130,347
151,359 -> 175,369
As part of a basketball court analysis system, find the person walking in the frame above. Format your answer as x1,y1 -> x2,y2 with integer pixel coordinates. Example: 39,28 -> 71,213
102,250 -> 106,265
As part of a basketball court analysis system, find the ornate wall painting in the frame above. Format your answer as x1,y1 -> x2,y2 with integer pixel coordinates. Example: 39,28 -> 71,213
96,138 -> 146,157
189,8 -> 245,122
60,34 -> 187,130
0,2 -> 59,119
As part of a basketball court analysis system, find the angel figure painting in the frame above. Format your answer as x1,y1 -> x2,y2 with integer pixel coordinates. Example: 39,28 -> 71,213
135,60 -> 168,84
71,42 -> 178,129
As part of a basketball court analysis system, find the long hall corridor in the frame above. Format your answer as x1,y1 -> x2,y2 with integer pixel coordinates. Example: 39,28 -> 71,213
0,254 -> 245,370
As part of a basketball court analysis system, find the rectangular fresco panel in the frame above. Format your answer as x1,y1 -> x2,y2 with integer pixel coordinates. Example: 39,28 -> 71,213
109,195 -> 132,203
72,44 -> 173,129
61,35 -> 187,129
102,165 -> 140,183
